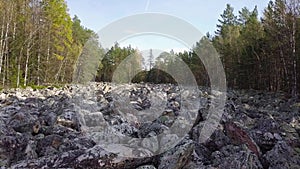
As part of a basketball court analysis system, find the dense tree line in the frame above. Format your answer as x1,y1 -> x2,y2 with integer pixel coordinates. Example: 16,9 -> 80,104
129,0 -> 300,96
1,0 -> 300,96
212,0 -> 300,95
95,43 -> 143,83
0,0 -> 95,88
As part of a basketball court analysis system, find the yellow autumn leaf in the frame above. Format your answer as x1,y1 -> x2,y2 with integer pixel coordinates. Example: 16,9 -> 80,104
54,53 -> 64,61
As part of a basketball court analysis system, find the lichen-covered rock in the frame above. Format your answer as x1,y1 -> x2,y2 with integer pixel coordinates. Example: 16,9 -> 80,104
0,83 -> 300,168
57,111 -> 81,131
264,141 -> 300,169
202,129 -> 231,152
224,122 -> 261,157
250,130 -> 280,153
158,138 -> 194,169
211,145 -> 263,169
11,149 -> 84,168
138,122 -> 169,138
136,165 -> 157,169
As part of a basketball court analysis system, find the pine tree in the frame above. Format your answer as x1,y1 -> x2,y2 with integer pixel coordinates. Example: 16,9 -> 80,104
214,4 -> 241,88
42,0 -> 73,83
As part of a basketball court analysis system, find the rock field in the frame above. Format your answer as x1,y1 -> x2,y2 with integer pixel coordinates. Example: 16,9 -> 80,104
0,82 -> 300,169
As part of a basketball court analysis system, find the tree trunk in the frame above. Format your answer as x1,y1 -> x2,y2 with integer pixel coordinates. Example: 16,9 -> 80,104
0,12 -> 10,74
0,15 -> 5,72
24,32 -> 33,87
17,47 -> 23,88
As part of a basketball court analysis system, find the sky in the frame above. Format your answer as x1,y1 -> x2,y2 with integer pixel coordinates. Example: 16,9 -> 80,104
65,0 -> 270,54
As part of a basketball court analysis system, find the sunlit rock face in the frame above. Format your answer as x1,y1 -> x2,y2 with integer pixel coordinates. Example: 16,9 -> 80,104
0,82 -> 299,168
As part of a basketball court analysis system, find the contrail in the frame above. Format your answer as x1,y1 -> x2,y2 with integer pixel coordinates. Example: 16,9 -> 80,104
145,0 -> 151,12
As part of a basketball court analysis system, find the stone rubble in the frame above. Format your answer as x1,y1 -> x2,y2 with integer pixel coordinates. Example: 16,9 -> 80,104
0,83 -> 299,168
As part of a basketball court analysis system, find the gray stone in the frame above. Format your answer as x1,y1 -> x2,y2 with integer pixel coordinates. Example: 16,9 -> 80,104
158,138 -> 194,169
1,83 -> 300,169
136,165 -> 157,169
264,141 -> 300,169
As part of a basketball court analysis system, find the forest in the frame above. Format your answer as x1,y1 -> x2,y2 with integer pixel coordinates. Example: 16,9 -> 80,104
0,0 -> 300,96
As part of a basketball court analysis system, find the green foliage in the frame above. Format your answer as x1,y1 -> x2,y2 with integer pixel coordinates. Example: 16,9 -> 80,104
96,43 -> 143,82
146,68 -> 177,84
212,0 -> 300,95
0,0 -> 299,97
73,37 -> 104,84
0,0 -> 100,88
132,70 -> 148,83
72,15 -> 96,46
